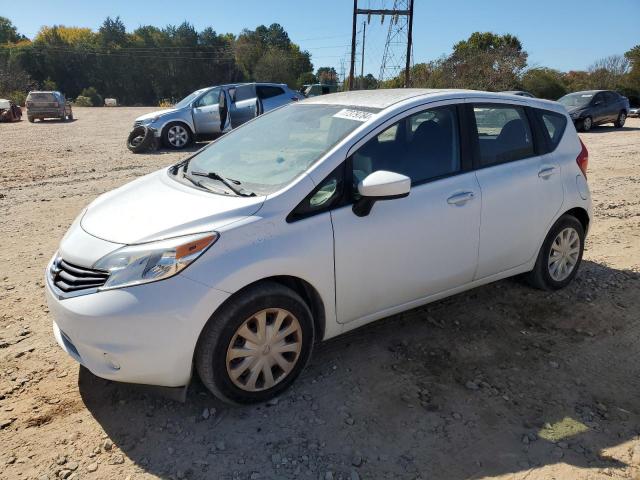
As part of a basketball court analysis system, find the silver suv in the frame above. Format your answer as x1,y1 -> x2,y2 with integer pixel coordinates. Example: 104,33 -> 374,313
133,83 -> 303,149
26,91 -> 73,122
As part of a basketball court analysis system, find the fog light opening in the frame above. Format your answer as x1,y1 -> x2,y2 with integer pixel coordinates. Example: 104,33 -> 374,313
103,353 -> 121,371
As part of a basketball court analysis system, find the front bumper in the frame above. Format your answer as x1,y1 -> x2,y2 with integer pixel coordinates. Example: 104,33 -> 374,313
46,270 -> 230,387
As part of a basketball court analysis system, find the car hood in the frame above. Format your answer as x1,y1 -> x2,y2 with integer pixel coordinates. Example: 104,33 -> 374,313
565,106 -> 588,115
81,169 -> 265,244
135,108 -> 178,121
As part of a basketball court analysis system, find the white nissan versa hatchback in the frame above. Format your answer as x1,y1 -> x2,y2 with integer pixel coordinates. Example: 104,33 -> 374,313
46,89 -> 592,404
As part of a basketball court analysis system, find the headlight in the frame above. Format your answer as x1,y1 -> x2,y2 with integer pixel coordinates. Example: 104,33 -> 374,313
94,232 -> 218,290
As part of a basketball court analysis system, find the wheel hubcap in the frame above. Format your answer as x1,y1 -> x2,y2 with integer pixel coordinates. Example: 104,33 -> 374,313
226,308 -> 302,392
584,118 -> 591,130
168,126 -> 188,147
620,114 -> 626,125
548,227 -> 580,281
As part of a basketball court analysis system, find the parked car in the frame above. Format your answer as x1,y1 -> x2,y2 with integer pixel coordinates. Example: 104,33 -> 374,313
501,90 -> 535,98
0,98 -> 22,122
26,91 -> 73,122
132,83 -> 303,149
302,83 -> 339,97
46,89 -> 591,404
628,106 -> 640,118
558,90 -> 629,131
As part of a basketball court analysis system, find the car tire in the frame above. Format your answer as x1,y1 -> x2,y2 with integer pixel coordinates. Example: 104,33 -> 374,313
28,116 -> 34,123
614,111 -> 626,128
126,125 -> 155,153
195,281 -> 315,404
162,122 -> 192,149
526,214 -> 585,291
67,113 -> 74,121
579,116 -> 592,132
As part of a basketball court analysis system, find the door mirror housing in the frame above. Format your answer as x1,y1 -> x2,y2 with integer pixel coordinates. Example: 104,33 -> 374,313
353,170 -> 411,217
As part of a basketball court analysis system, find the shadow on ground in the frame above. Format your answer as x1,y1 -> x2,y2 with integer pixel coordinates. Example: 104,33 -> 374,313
79,260 -> 640,479
584,125 -> 640,133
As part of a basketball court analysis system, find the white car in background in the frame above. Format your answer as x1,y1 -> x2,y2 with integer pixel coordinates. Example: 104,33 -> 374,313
46,89 -> 592,404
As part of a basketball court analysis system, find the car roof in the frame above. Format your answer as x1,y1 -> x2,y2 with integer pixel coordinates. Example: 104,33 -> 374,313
302,88 -> 563,113
565,90 -> 607,95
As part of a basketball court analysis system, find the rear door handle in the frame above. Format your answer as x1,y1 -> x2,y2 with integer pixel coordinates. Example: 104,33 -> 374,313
447,191 -> 475,205
538,166 -> 557,178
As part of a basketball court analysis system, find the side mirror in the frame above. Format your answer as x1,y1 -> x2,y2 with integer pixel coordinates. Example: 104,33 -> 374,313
353,170 -> 410,217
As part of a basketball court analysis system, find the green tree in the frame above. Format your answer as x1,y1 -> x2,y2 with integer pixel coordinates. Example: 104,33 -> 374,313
316,67 -> 338,85
521,68 -> 567,99
0,16 -> 26,44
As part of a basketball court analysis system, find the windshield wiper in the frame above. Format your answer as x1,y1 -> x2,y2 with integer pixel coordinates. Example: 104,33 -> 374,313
190,170 -> 256,197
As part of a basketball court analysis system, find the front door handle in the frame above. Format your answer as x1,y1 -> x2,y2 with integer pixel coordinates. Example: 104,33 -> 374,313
538,166 -> 557,178
447,191 -> 475,205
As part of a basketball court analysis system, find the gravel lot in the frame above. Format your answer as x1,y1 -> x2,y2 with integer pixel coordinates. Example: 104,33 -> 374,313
1,107 -> 639,480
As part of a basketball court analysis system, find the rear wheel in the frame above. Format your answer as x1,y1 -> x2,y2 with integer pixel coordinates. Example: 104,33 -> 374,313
614,111 -> 626,128
162,122 -> 192,149
580,116 -> 592,132
28,116 -> 34,123
195,282 -> 314,404
526,215 -> 585,290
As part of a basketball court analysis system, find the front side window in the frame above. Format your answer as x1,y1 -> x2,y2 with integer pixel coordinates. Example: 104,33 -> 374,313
196,88 -> 221,107
351,105 -> 461,188
184,104 -> 379,195
472,105 -> 534,167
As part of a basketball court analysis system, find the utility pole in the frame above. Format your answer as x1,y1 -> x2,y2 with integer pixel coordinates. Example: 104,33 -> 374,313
360,21 -> 366,89
348,0 -> 358,91
404,0 -> 414,87
349,0 -> 415,90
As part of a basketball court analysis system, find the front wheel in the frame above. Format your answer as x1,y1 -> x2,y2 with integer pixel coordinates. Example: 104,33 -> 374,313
195,282 -> 314,404
526,215 -> 585,290
579,116 -> 592,132
614,111 -> 626,128
162,122 -> 192,149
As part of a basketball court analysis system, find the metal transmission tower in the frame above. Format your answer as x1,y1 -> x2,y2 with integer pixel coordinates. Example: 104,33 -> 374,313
348,0 -> 414,90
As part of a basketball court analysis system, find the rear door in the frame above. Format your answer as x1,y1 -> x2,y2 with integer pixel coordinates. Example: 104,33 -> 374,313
191,87 -> 221,134
591,92 -> 608,124
229,84 -> 257,128
468,100 -> 563,279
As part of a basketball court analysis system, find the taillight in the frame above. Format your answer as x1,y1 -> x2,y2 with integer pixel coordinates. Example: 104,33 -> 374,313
576,138 -> 588,178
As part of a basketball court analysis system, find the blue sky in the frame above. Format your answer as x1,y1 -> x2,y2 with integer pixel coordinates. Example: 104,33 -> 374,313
2,0 -> 638,76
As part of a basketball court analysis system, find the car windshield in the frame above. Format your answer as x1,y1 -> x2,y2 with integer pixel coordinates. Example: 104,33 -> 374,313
558,93 -> 594,108
183,103 -> 379,195
174,91 -> 202,109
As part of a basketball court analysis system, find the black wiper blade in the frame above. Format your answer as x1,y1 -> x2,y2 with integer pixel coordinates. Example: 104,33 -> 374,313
182,171 -> 230,195
190,171 -> 256,197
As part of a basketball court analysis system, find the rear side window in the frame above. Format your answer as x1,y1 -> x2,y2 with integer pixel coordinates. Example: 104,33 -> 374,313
472,105 -> 534,167
234,85 -> 255,102
537,110 -> 567,151
257,86 -> 284,99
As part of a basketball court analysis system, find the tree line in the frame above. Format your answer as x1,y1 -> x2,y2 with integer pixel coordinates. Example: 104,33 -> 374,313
382,32 -> 640,105
0,16 -> 316,106
1,16 -> 639,106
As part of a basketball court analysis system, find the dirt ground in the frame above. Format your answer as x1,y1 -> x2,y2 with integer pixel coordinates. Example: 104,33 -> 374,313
1,107 -> 639,480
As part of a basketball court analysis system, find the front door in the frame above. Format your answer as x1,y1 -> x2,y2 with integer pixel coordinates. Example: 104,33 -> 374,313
191,87 -> 221,134
331,103 -> 481,324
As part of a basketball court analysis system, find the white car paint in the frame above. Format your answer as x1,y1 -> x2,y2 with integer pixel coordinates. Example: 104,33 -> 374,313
46,89 -> 592,390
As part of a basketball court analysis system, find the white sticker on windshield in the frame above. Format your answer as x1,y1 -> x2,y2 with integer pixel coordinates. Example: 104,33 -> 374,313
333,108 -> 373,122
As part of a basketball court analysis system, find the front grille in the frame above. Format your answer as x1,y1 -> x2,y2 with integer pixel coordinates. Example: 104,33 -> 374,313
51,258 -> 109,293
